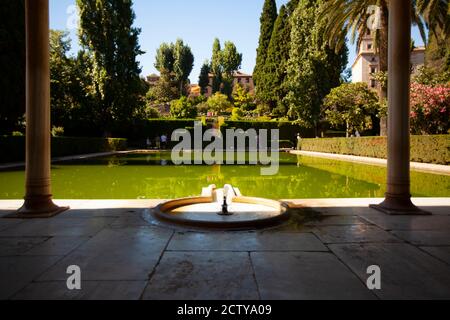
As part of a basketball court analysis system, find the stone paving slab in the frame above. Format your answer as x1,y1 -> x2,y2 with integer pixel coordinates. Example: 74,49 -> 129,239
251,252 -> 375,300
0,256 -> 62,299
420,247 -> 450,265
110,211 -> 152,228
329,243 -> 450,300
0,217 -> 115,237
0,237 -> 48,256
360,213 -> 450,231
24,236 -> 90,256
38,227 -> 173,281
167,232 -> 328,252
142,252 -> 259,300
12,281 -> 147,300
303,215 -> 368,226
313,225 -> 401,244
391,230 -> 450,246
0,199 -> 449,300
0,218 -> 24,231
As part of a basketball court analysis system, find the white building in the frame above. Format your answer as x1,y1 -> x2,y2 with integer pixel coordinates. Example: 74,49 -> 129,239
351,31 -> 425,88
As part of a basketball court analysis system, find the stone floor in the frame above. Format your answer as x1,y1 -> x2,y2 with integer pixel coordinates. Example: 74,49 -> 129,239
0,198 -> 449,300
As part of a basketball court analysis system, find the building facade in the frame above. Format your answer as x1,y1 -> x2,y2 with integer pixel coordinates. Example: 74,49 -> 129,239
351,32 -> 425,88
205,71 -> 254,97
146,71 -> 254,98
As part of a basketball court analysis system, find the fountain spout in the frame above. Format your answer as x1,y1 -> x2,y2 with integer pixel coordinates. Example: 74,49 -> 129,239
218,185 -> 234,216
220,196 -> 230,215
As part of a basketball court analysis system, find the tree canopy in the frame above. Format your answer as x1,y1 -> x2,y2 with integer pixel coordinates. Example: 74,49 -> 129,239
77,0 -> 145,135
198,61 -> 211,94
257,4 -> 291,111
285,0 -> 348,133
322,82 -> 379,137
254,0 -> 278,87
0,0 -> 25,134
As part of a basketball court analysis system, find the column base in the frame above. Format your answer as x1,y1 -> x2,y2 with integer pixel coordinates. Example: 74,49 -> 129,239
370,194 -> 430,216
7,195 -> 69,219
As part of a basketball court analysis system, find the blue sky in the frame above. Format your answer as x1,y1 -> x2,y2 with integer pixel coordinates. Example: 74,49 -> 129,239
49,0 -> 425,83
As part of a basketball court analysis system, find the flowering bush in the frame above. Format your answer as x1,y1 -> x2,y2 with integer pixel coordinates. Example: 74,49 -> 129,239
410,83 -> 450,134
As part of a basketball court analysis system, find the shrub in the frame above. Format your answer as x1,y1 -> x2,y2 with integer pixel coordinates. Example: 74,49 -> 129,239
207,93 -> 233,115
301,135 -> 450,165
410,83 -> 450,135
170,97 -> 198,119
230,108 -> 244,121
51,126 -> 65,137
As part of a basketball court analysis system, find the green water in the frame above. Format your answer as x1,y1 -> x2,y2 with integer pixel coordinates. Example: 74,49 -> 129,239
0,152 -> 449,199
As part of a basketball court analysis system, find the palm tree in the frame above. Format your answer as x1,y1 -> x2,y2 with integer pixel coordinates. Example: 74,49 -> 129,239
417,0 -> 450,40
318,0 -> 448,135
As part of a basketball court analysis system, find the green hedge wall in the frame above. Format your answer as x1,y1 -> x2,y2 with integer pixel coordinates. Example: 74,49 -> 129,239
0,136 -> 127,164
301,135 -> 450,165
119,119 -> 315,147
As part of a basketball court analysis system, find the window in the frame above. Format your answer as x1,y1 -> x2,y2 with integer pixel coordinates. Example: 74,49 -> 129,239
370,79 -> 377,88
370,67 -> 377,74
371,57 -> 376,62
367,43 -> 373,50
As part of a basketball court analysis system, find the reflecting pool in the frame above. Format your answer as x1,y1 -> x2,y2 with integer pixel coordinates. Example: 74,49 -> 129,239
0,152 -> 448,199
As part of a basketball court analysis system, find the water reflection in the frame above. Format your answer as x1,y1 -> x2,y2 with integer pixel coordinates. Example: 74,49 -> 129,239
0,152 -> 448,199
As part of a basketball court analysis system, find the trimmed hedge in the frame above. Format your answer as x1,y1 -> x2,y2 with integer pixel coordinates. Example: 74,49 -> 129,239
0,136 -> 127,164
301,135 -> 450,165
115,119 -> 315,147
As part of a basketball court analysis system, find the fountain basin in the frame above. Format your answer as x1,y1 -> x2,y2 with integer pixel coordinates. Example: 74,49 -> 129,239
152,194 -> 290,230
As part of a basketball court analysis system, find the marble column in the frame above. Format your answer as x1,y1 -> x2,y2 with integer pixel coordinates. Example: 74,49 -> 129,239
17,0 -> 68,217
371,0 -> 428,215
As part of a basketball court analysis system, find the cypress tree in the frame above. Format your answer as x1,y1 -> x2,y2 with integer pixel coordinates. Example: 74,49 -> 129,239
253,0 -> 278,87
258,5 -> 290,112
211,38 -> 223,94
77,0 -> 145,135
285,0 -> 348,134
198,61 -> 211,95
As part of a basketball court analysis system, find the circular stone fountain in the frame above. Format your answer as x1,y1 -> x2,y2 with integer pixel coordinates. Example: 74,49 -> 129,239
152,185 -> 290,230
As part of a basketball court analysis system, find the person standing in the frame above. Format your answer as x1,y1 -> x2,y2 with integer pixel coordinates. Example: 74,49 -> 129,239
155,136 -> 161,150
161,134 -> 168,150
297,134 -> 303,151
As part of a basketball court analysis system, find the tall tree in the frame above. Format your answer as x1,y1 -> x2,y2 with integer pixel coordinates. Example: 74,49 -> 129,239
49,31 -> 97,134
285,0 -> 348,135
221,41 -> 243,97
173,39 -> 194,95
258,5 -> 290,112
154,39 -> 194,96
426,28 -> 450,73
50,30 -> 75,127
155,42 -> 175,72
417,0 -> 450,38
77,0 -> 145,136
211,38 -> 223,94
198,61 -> 211,95
286,0 -> 299,16
254,0 -> 278,87
0,0 -> 25,134
148,70 -> 180,103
